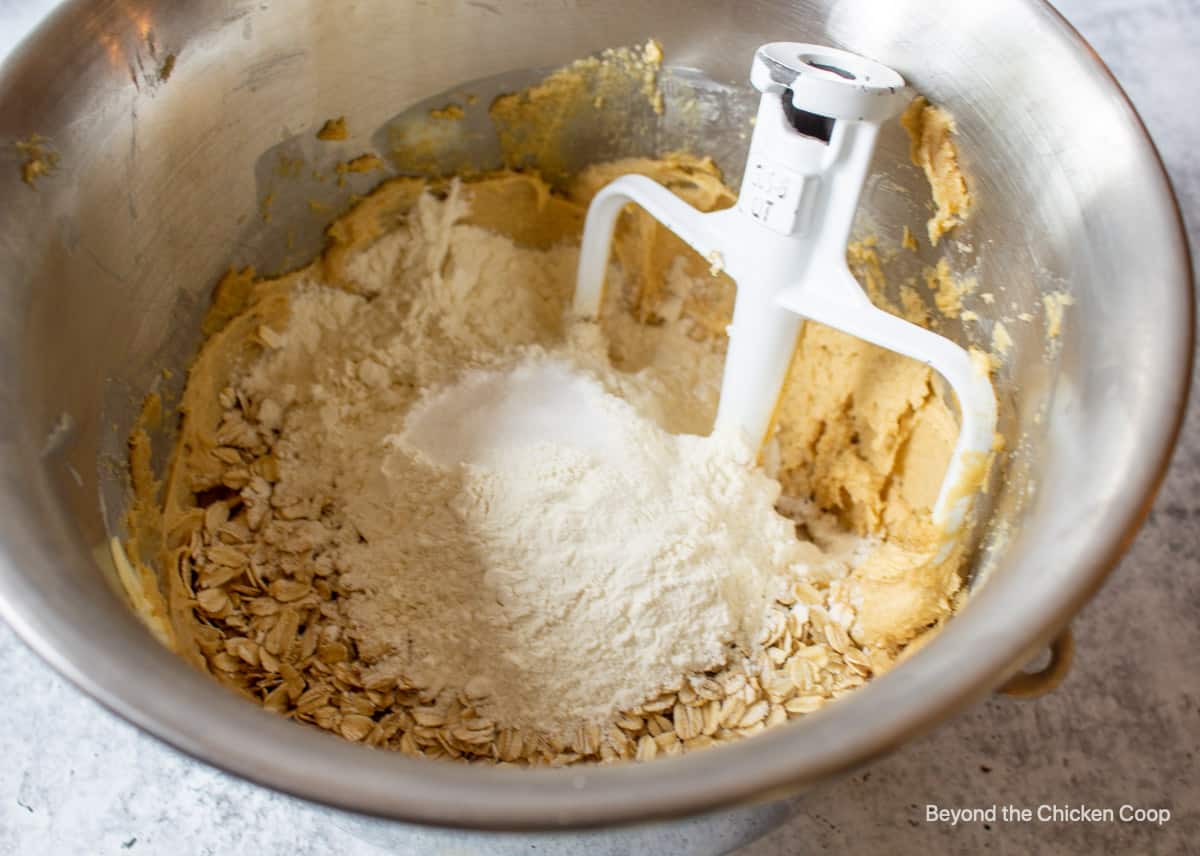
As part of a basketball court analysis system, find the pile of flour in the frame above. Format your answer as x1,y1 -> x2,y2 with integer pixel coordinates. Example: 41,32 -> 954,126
236,184 -> 839,739
372,351 -> 821,733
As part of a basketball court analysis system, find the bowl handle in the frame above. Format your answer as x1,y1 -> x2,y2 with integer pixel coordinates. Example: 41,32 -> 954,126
997,628 -> 1074,698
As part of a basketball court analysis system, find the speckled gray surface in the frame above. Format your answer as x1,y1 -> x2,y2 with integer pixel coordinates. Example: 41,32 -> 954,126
1,1 -> 1197,854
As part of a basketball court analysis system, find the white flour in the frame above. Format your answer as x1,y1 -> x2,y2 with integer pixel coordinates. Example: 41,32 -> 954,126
385,352 -> 820,733
236,184 -> 847,740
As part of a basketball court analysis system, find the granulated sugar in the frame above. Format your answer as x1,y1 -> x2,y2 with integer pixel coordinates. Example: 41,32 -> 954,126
402,356 -> 621,469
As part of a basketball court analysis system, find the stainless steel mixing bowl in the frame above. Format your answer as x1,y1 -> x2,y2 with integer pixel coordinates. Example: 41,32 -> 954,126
0,0 -> 1191,834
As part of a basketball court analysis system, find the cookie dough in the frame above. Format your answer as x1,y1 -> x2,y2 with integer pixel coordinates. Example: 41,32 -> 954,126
901,96 -> 973,245
121,40 -> 986,759
131,153 -> 964,668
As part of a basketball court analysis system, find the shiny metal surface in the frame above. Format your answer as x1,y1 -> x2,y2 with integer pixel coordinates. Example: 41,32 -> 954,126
0,0 -> 1190,833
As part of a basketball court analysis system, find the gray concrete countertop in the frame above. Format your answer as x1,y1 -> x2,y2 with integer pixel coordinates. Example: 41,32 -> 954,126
1,1 -> 1196,854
